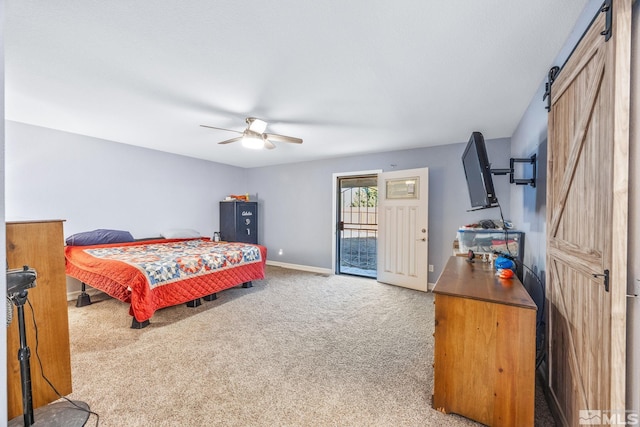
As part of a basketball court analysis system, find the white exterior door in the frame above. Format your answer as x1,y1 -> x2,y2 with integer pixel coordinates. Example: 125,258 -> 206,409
377,167 -> 428,291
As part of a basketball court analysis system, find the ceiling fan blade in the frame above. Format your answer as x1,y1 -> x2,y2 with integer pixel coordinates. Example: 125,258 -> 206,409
264,139 -> 276,150
218,136 -> 243,145
200,124 -> 243,134
265,133 -> 303,144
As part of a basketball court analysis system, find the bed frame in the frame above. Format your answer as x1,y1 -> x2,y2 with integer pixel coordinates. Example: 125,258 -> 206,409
75,280 -> 254,329
65,238 -> 266,328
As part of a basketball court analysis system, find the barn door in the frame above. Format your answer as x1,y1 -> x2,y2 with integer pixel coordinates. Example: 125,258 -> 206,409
546,2 -> 630,426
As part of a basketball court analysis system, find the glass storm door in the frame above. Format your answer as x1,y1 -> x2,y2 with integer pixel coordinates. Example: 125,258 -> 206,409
336,175 -> 378,278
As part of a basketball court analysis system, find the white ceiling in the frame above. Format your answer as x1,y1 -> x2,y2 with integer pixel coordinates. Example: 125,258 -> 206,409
5,1 -> 588,168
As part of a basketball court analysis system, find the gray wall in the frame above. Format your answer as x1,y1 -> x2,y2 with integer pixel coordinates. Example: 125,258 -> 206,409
5,120 -> 510,287
509,0 -> 639,412
5,121 -> 251,295
5,121 -> 246,239
247,138 -> 512,283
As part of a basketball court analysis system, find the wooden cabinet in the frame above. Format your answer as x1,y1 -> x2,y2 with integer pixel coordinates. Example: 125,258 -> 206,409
220,201 -> 258,244
432,256 -> 537,427
6,220 -> 72,420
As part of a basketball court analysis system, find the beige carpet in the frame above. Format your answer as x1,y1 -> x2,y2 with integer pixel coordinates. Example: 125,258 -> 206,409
63,266 -> 554,426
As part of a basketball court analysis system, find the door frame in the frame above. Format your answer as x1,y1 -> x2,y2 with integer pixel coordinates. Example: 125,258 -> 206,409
331,169 -> 382,275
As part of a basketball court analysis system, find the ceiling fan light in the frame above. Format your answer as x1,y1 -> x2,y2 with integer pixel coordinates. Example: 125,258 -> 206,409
247,118 -> 267,134
241,134 -> 264,150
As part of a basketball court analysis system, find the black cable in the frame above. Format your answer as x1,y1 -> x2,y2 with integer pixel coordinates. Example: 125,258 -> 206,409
496,201 -> 513,258
519,262 -> 547,369
26,297 -> 101,426
493,246 -> 547,369
494,201 -> 546,368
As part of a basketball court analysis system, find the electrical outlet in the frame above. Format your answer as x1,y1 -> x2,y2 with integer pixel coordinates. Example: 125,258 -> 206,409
429,264 -> 434,272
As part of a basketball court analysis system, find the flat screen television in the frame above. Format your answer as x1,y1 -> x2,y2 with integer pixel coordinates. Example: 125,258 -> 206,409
462,131 -> 499,209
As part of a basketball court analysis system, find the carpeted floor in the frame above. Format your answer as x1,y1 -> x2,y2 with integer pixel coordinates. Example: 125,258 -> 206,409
62,266 -> 555,426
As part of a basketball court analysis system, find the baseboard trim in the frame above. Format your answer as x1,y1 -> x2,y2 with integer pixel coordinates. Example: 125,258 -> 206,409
266,260 -> 333,276
267,261 -> 436,292
68,265 -> 434,300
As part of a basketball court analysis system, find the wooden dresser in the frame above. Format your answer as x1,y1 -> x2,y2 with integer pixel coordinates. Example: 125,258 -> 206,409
6,220 -> 72,420
432,256 -> 537,427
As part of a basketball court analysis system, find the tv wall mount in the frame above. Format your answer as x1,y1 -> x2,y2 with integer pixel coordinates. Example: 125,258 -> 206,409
491,154 -> 537,188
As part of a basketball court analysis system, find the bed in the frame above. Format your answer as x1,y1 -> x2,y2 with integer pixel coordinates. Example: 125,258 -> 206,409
65,237 -> 267,328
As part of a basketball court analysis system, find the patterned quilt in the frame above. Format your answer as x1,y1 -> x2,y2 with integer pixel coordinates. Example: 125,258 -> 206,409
65,238 -> 267,321
84,239 -> 262,289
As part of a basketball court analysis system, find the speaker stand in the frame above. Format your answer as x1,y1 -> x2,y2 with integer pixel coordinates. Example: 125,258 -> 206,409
8,401 -> 90,427
8,289 -> 90,427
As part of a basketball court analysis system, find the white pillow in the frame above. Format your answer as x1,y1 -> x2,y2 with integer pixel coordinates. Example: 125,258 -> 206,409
160,228 -> 201,239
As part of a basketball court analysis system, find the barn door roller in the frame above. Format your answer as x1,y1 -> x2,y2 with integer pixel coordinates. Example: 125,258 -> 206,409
601,0 -> 612,41
543,66 -> 560,112
544,1 -> 612,112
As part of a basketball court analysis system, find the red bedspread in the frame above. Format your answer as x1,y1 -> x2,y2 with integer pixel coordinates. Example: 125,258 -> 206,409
65,238 -> 267,321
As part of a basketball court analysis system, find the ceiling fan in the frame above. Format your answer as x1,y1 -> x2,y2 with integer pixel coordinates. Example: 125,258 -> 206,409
200,117 -> 303,150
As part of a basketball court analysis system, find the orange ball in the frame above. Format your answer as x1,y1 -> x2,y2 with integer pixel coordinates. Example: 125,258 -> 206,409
498,269 -> 514,279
